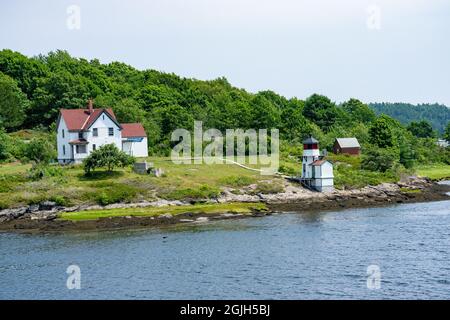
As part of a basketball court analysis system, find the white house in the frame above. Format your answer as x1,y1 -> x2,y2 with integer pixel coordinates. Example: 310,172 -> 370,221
56,100 -> 148,164
301,136 -> 334,192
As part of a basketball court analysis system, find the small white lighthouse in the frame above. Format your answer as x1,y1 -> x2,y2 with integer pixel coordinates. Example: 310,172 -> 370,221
301,136 -> 334,192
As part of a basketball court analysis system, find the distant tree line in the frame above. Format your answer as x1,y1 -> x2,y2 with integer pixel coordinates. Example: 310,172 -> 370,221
369,102 -> 450,134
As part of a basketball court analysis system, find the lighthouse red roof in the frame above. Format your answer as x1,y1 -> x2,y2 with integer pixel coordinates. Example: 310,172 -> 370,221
311,159 -> 328,166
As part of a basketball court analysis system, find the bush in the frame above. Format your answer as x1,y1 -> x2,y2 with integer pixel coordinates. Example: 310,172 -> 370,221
219,175 -> 256,187
50,195 -> 70,206
278,163 -> 297,176
27,163 -> 64,181
252,182 -> 284,194
0,130 -> 12,161
361,147 -> 399,172
161,184 -> 221,200
84,144 -> 135,175
91,183 -> 139,205
334,165 -> 398,189
0,199 -> 10,210
24,137 -> 57,164
0,174 -> 28,192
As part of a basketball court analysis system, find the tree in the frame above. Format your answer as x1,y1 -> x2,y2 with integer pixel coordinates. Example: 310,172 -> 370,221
83,144 -> 135,174
443,122 -> 450,141
361,147 -> 398,172
399,142 -> 416,169
24,137 -> 57,164
250,93 -> 281,129
0,72 -> 29,131
303,94 -> 339,132
152,104 -> 194,137
341,98 -> 376,124
0,130 -> 11,161
407,120 -> 435,138
369,117 -> 394,148
280,98 -> 310,140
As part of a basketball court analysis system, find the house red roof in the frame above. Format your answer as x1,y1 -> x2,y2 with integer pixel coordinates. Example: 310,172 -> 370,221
121,123 -> 147,138
59,108 -> 118,131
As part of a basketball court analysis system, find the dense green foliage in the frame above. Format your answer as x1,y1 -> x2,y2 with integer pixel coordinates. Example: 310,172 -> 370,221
368,116 -> 395,148
407,120 -> 436,138
0,72 -> 29,131
361,147 -> 399,172
444,122 -> 450,142
0,49 -> 449,179
342,98 -> 376,124
369,102 -> 450,134
24,137 -> 57,164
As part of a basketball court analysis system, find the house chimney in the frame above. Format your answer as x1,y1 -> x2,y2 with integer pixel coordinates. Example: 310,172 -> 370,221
87,99 -> 93,114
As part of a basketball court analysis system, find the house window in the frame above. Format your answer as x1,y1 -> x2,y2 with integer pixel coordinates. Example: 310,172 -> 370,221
62,129 -> 65,138
108,127 -> 114,136
63,145 -> 66,155
93,144 -> 96,151
78,131 -> 83,139
93,128 -> 98,137
76,145 -> 87,154
103,115 -> 105,120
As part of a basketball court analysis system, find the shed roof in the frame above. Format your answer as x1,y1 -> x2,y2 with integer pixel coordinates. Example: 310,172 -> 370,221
121,123 -> 147,138
335,137 -> 360,148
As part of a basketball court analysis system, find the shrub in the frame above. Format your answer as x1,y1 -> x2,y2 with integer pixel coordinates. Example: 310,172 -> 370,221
27,163 -> 64,181
0,130 -> 12,161
48,195 -> 70,206
84,144 -> 135,175
161,184 -> 221,200
24,137 -> 57,164
0,199 -> 9,210
278,164 -> 296,176
91,183 -> 139,205
334,165 -> 398,189
361,147 -> 399,172
252,182 -> 284,194
0,174 -> 28,192
219,175 -> 256,187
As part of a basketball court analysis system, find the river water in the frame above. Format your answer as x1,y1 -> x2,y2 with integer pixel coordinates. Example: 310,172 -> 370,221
1,199 -> 449,300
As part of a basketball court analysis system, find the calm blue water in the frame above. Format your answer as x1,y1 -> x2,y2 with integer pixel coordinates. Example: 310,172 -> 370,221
1,200 -> 449,300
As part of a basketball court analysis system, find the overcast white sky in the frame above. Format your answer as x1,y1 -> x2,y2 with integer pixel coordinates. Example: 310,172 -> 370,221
1,0 -> 449,105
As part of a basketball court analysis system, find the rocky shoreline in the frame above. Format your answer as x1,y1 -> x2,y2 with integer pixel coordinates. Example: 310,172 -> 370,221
0,177 -> 449,233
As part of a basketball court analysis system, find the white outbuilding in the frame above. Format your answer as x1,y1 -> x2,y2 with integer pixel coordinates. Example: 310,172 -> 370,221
300,136 -> 334,192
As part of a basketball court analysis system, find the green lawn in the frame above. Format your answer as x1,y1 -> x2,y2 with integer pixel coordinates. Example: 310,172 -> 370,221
0,162 -> 31,175
416,164 -> 450,180
60,202 -> 267,221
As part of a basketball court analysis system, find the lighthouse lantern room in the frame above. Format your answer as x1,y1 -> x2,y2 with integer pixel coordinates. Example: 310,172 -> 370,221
301,136 -> 334,192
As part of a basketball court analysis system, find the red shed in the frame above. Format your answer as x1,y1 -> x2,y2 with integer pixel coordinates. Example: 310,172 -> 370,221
333,138 -> 361,156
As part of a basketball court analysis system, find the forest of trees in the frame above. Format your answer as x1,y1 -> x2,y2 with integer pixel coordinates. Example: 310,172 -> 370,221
0,49 -> 449,169
369,102 -> 450,133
